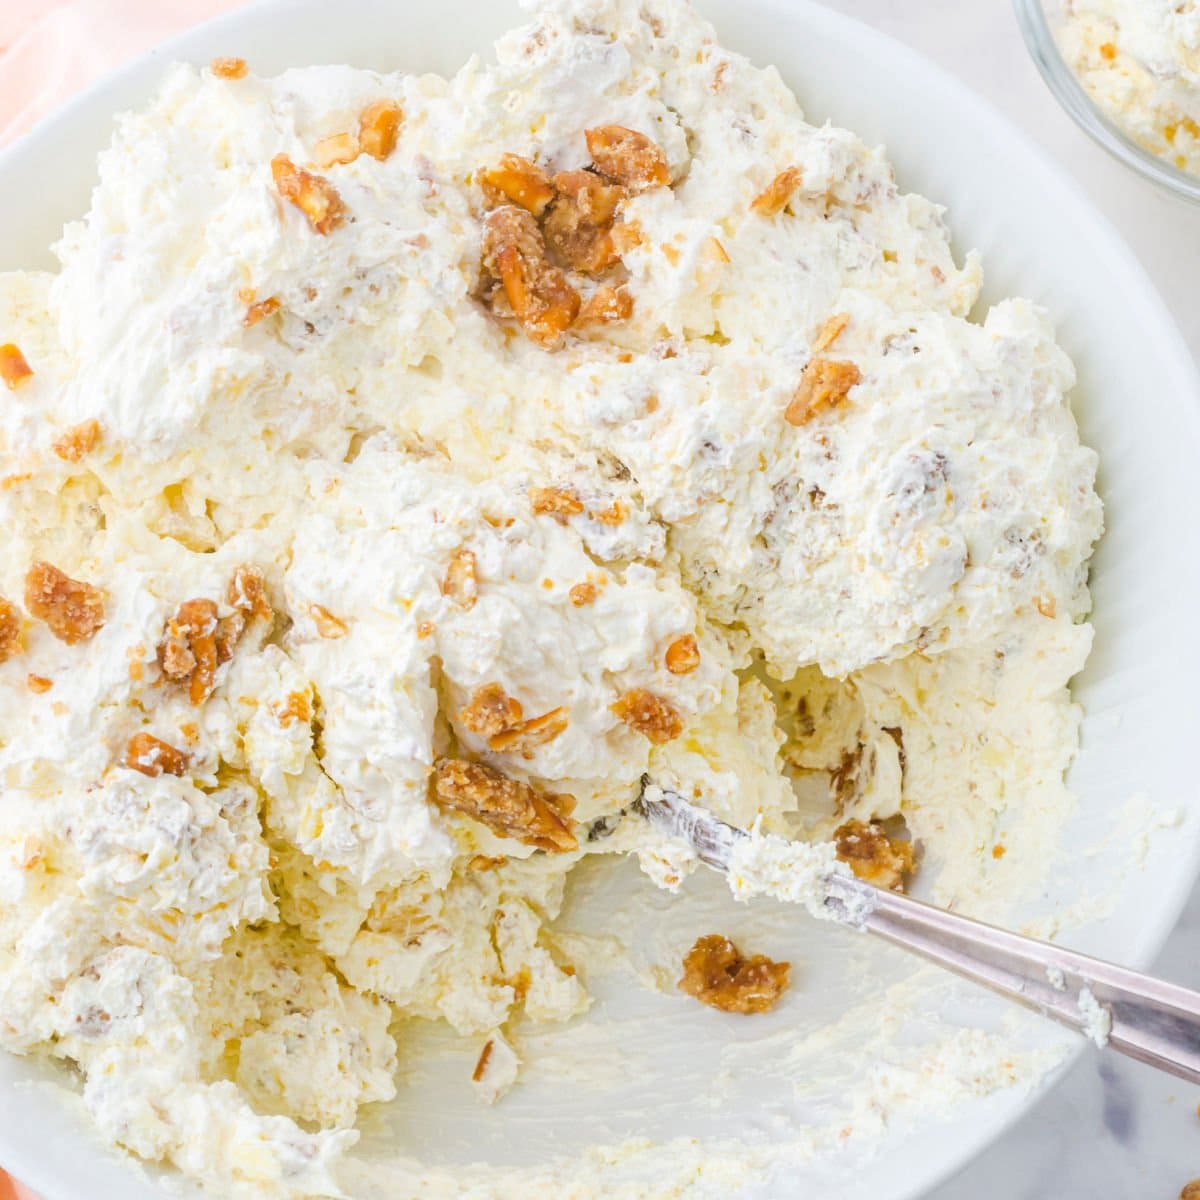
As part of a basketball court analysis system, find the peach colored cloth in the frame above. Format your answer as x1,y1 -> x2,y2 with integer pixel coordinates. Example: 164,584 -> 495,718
0,8 -> 254,1200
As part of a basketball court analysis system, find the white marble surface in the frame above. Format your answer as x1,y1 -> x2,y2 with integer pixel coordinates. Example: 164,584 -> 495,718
814,3 -> 1200,1196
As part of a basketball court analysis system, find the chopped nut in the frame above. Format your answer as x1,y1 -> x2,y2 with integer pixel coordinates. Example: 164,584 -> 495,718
833,819 -> 915,892
239,291 -> 281,327
228,564 -> 273,624
703,236 -> 731,263
569,581 -> 598,607
665,634 -> 701,675
159,598 -> 219,704
51,419 -> 101,463
309,603 -> 349,639
785,358 -> 861,426
812,312 -> 850,353
585,125 -> 671,191
0,343 -> 33,390
433,758 -> 577,852
1035,594 -> 1057,619
122,732 -> 189,778
468,854 -> 507,872
529,485 -> 584,521
612,688 -> 682,744
482,154 -> 555,217
357,99 -> 402,161
442,548 -> 478,610
1099,42 -> 1117,62
460,683 -> 525,739
211,56 -> 248,79
472,1040 -> 494,1083
543,169 -> 625,273
751,166 -> 803,215
314,132 -> 360,168
0,597 -> 21,662
577,285 -> 634,326
590,499 -> 627,526
481,205 -> 580,346
417,620 -> 435,639
271,154 -> 346,235
490,706 -> 569,755
25,562 -> 105,645
274,690 -> 313,727
678,934 -> 790,1014
27,674 -> 52,693
214,610 -> 245,664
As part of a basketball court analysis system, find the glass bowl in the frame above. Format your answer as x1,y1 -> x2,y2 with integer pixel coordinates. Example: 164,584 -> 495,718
1014,0 -> 1200,204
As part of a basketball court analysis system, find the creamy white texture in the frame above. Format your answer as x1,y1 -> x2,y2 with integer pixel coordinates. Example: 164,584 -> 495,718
0,0 -> 1101,1195
1061,0 -> 1200,174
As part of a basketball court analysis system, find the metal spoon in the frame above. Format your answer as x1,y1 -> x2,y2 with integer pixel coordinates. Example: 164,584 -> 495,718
636,785 -> 1200,1084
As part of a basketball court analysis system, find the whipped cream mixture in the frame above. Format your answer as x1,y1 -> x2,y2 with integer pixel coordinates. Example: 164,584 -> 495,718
1060,0 -> 1200,175
0,0 -> 1101,1194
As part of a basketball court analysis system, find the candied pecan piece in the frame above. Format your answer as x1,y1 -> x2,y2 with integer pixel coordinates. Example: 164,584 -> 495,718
833,819 -> 915,892
314,132 -> 360,168
482,154 -> 555,217
159,598 -> 219,705
812,312 -> 850,353
543,170 -> 625,273
1035,594 -> 1057,619
51,420 -> 101,463
569,581 -> 598,606
122,732 -> 189,778
271,154 -> 346,235
25,562 -> 105,645
664,634 -> 700,675
273,690 -> 313,727
785,358 -> 861,426
678,934 -> 790,1014
612,688 -> 682,744
211,56 -> 248,79
27,674 -> 52,693
433,758 -> 577,852
590,499 -> 627,526
358,99 -> 402,161
468,854 -> 507,871
751,166 -> 803,216
577,285 -> 634,326
0,344 -> 33,390
489,706 -> 569,755
442,548 -> 478,610
228,564 -> 273,623
239,289 -> 281,327
308,603 -> 349,639
529,485 -> 584,521
585,125 -> 670,191
481,205 -> 580,346
0,597 -> 21,663
460,683 -> 524,739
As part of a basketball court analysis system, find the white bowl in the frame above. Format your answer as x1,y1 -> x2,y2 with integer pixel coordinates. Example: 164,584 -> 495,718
1,2 -> 1199,1198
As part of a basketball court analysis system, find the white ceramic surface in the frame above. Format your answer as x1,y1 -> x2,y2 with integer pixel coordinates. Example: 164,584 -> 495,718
1,2 -> 1199,1198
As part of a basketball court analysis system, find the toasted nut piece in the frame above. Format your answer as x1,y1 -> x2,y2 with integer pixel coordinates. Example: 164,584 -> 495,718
211,56 -> 248,79
239,290 -> 281,327
314,132 -> 360,168
569,581 -> 598,607
576,285 -> 634,326
785,358 -> 861,426
51,420 -> 101,463
543,170 -> 625,273
25,562 -> 105,645
358,99 -> 402,161
159,598 -> 220,704
0,344 -> 33,390
122,732 -> 189,778
481,205 -> 580,346
460,683 -> 524,739
612,688 -> 682,744
228,564 -> 273,624
833,819 -> 915,892
468,854 -> 507,871
585,125 -> 670,191
433,758 -> 578,852
665,634 -> 700,675
590,499 -> 627,526
27,674 -> 52,693
271,154 -> 346,235
812,312 -> 849,353
489,706 -> 569,755
1035,594 -> 1057,619
0,597 -> 20,663
751,166 -> 803,216
482,154 -> 555,217
529,485 -> 584,521
442,548 -> 478,610
678,934 -> 790,1014
273,690 -> 313,727
309,604 -> 349,639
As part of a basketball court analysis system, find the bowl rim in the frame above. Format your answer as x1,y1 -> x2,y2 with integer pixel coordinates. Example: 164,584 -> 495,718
0,3 -> 1199,1200
1013,0 -> 1200,205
